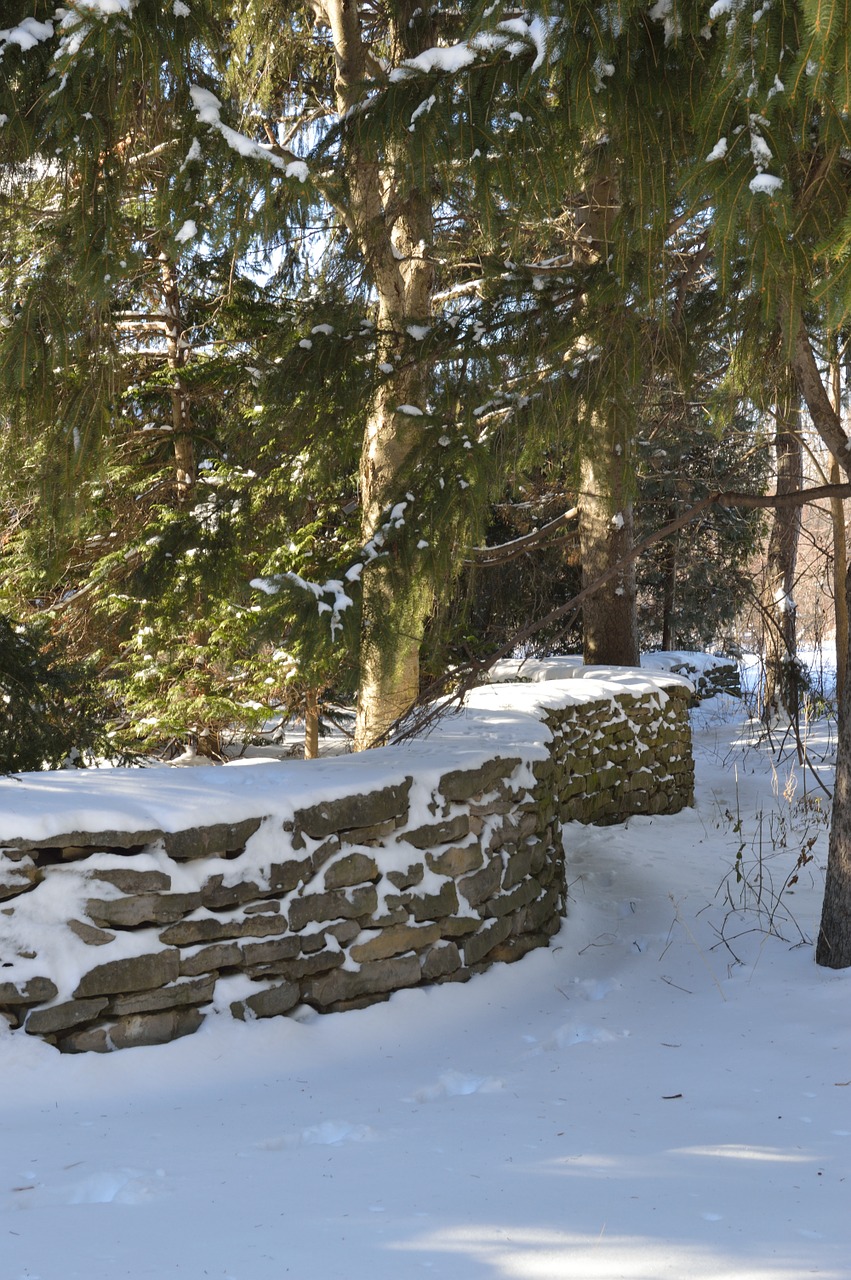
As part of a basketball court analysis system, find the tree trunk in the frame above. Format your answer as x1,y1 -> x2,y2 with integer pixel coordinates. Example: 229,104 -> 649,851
572,161 -> 638,668
829,355 -> 848,704
325,2 -> 437,749
830,456 -> 848,705
579,410 -> 639,666
787,308 -> 851,965
303,687 -> 319,760
761,390 -> 802,721
354,307 -> 434,749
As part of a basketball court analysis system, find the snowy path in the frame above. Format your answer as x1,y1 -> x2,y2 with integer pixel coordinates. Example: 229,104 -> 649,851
2,706 -> 849,1279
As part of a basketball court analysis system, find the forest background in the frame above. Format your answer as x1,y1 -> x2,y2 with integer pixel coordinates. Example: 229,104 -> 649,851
4,0 -> 851,963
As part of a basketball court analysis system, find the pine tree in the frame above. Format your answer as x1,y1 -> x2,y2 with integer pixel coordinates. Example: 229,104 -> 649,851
0,1 -> 570,751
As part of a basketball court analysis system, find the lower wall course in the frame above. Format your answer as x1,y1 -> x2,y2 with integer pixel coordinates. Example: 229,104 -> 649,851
0,674 -> 694,1051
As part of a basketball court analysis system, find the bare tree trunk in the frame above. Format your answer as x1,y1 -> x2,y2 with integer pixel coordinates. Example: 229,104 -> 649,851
579,410 -> 639,666
817,556 -> 851,966
303,687 -> 319,760
830,457 -> 848,704
158,253 -> 195,502
830,354 -> 848,704
786,307 -> 851,965
761,388 -> 802,720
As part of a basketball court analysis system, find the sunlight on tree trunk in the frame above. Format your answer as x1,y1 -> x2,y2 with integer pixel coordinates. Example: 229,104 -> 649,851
579,412 -> 639,667
324,0 -> 437,750
356,572 -> 431,750
304,687 -> 319,760
355,334 -> 434,749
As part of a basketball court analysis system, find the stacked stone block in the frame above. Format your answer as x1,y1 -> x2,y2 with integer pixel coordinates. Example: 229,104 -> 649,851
0,681 -> 692,1053
536,686 -> 694,825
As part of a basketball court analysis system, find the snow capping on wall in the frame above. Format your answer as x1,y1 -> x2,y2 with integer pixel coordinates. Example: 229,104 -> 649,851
489,651 -> 741,702
0,672 -> 693,1053
640,651 -> 741,701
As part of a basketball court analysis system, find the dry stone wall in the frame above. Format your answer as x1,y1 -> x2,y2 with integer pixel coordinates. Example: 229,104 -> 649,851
642,652 -> 741,702
0,677 -> 693,1053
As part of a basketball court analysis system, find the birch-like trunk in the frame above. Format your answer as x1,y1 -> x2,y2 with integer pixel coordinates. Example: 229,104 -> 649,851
325,1 -> 436,750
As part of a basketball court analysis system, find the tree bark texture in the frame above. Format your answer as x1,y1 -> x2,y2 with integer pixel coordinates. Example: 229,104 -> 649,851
303,686 -> 319,760
817,557 -> 851,966
579,410 -> 639,666
571,161 -> 639,668
788,308 -> 851,965
830,456 -> 848,705
761,392 -> 802,720
324,2 -> 437,749
830,357 -> 848,704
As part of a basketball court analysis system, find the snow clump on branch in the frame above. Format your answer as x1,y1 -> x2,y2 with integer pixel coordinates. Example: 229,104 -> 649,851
188,86 -> 309,181
388,15 -> 556,84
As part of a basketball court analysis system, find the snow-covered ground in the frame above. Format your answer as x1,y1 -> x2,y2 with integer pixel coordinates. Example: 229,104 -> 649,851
2,696 -> 849,1280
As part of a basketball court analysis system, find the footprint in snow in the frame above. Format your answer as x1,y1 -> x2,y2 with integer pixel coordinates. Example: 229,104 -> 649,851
574,977 -> 620,1002
248,1120 -> 378,1152
411,1070 -> 504,1102
542,1023 -> 621,1051
10,1167 -> 167,1207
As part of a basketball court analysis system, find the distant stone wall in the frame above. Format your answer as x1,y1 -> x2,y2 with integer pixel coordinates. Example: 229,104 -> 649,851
642,652 -> 741,702
0,679 -> 693,1053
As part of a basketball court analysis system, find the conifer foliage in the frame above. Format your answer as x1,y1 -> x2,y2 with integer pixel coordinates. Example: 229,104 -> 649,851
4,1 -> 851,962
0,613 -> 112,771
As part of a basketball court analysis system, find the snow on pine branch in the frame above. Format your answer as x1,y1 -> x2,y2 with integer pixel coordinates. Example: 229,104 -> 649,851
0,16 -> 55,57
250,572 -> 355,641
249,497 -> 423,641
188,87 -> 309,182
1,2 -> 142,65
388,14 -> 556,84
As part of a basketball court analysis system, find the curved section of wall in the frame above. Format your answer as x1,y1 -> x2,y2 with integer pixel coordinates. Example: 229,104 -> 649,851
0,673 -> 693,1052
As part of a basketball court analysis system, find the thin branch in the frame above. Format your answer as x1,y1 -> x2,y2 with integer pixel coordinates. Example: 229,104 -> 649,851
468,506 -> 579,565
380,481 -> 851,747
